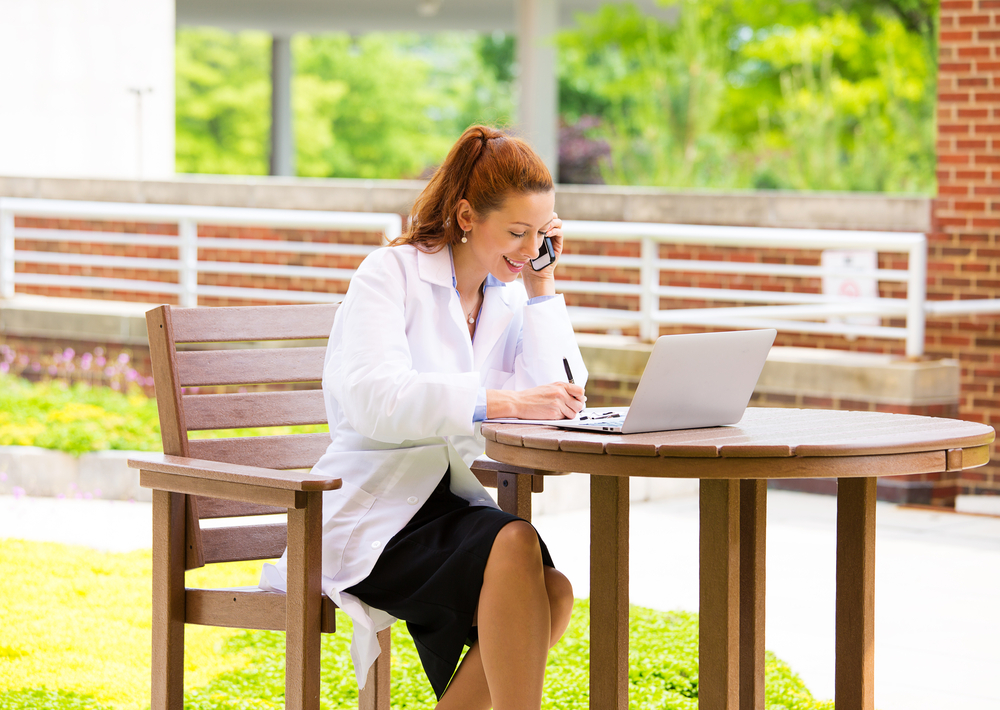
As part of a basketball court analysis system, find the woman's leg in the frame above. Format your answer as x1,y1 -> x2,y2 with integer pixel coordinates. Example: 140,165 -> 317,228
436,522 -> 575,710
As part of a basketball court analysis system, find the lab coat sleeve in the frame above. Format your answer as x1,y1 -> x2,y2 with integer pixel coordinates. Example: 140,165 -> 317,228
329,251 -> 480,444
510,293 -> 589,391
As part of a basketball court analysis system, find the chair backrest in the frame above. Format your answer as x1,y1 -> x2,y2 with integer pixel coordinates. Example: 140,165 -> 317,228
146,303 -> 338,570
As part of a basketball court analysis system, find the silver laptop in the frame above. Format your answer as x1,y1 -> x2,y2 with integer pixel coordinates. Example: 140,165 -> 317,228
550,329 -> 775,434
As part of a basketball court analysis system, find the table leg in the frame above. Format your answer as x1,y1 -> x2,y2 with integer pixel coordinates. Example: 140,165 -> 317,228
700,479 -> 740,710
739,480 -> 766,710
590,475 -> 629,710
836,477 -> 876,710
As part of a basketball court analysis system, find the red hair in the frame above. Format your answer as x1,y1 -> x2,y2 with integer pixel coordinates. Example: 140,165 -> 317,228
392,125 -> 553,252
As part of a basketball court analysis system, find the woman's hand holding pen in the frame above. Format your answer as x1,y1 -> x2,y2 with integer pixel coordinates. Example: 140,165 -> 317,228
486,382 -> 586,420
522,212 -> 562,300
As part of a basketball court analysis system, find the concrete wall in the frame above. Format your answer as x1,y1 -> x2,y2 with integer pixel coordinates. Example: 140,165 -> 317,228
0,0 -> 175,180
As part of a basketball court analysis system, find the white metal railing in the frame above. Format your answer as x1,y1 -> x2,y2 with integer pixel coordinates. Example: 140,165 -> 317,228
0,198 -> 402,308
557,221 -> 934,352
2,197 -> 1000,356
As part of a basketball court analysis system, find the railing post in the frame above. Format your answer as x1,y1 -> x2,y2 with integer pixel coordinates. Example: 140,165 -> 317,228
178,220 -> 198,308
640,235 -> 658,342
0,204 -> 14,300
906,236 -> 927,357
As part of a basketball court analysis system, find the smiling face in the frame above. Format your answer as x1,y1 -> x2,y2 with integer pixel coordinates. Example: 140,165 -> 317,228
459,190 -> 555,283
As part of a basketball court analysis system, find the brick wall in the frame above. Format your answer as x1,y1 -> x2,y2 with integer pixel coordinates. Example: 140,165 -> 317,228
933,0 -> 1000,495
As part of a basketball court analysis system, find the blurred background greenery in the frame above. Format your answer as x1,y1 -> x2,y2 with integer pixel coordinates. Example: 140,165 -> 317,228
176,0 -> 937,192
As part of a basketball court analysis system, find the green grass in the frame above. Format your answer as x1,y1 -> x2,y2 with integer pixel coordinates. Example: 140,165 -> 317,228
0,538 -> 833,710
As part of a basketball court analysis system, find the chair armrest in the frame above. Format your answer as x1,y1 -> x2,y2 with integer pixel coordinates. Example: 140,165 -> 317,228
128,453 -> 341,492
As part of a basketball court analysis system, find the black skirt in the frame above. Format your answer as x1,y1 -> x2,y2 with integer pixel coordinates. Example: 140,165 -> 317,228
344,468 -> 555,699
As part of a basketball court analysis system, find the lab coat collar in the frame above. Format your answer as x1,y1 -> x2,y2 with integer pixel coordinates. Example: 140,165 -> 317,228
415,245 -> 454,289
415,245 -> 515,369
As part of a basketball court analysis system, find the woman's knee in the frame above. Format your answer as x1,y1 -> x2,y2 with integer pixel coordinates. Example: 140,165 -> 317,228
545,569 -> 574,618
489,520 -> 543,569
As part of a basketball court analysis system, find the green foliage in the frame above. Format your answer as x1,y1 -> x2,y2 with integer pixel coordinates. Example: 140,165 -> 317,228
176,29 -> 516,180
183,599 -> 832,709
557,0 -> 937,192
0,375 -> 328,456
0,688 -> 115,710
176,27 -> 272,175
0,543 -> 833,709
292,34 -> 451,179
0,376 -> 162,455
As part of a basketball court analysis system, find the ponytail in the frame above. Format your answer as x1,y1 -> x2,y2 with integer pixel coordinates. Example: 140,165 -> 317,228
392,125 -> 553,251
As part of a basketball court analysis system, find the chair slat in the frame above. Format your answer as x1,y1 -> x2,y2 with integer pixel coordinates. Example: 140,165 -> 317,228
201,523 -> 288,563
184,390 -> 327,430
189,432 -> 331,471
186,587 -> 337,633
170,304 -> 338,343
177,347 -> 327,387
194,497 -> 287,519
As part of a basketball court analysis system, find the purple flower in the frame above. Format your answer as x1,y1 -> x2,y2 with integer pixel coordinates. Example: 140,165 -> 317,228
118,353 -> 130,365
95,357 -> 106,367
31,362 -> 41,372
94,347 -> 104,356
105,367 -> 115,377
0,363 -> 8,374
126,369 -> 138,381
63,348 -> 75,360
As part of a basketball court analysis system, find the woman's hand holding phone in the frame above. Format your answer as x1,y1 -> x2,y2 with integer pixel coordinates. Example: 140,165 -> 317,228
522,212 -> 562,299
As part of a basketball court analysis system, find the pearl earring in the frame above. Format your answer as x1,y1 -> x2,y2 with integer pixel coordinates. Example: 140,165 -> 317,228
461,231 -> 468,244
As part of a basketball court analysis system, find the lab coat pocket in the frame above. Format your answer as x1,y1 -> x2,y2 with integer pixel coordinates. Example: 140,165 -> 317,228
321,480 -> 377,581
483,368 -> 514,390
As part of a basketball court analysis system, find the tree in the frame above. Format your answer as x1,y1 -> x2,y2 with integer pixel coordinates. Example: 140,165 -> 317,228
176,29 -> 517,179
175,28 -> 271,175
556,0 -> 936,192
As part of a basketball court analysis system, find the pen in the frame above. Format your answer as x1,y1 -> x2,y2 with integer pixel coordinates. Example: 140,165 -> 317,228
563,358 -> 574,384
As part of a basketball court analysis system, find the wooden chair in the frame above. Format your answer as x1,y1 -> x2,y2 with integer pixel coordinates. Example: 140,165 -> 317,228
128,303 -> 552,710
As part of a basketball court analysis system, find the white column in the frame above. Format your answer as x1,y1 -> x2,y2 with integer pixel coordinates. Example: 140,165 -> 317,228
516,0 -> 559,181
270,34 -> 295,177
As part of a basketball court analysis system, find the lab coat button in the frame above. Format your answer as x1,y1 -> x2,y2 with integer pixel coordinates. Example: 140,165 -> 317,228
407,496 -> 419,505
371,541 -> 381,549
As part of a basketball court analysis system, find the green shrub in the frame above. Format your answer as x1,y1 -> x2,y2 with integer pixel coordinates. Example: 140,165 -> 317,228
0,376 -> 162,455
0,375 -> 328,456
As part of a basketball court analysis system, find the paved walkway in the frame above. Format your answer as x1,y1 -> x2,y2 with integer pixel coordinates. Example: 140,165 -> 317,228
3,489 -> 1000,710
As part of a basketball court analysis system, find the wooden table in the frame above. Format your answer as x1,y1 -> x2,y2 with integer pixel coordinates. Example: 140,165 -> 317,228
481,407 -> 995,710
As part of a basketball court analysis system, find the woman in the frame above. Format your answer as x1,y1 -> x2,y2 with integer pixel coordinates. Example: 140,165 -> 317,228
261,125 -> 589,710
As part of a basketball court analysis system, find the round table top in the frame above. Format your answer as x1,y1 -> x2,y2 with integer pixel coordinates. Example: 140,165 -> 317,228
482,408 -> 996,480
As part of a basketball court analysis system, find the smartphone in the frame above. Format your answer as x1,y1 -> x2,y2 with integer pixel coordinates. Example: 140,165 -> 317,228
530,236 -> 556,271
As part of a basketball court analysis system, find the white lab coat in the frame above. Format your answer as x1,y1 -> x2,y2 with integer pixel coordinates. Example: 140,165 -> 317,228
259,243 -> 588,687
